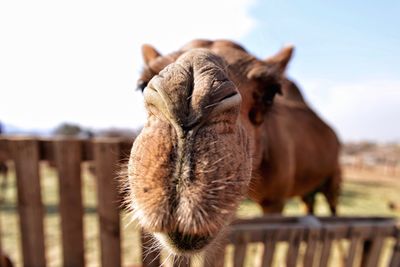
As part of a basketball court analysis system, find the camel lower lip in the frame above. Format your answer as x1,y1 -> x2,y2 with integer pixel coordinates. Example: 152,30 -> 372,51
166,231 -> 212,252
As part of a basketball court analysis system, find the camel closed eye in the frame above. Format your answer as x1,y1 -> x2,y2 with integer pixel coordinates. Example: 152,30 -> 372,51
219,91 -> 238,102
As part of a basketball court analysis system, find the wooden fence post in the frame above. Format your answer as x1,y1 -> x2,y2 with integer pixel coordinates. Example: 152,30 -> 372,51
286,228 -> 303,267
10,138 -> 46,267
261,230 -> 277,267
345,228 -> 362,267
389,228 -> 400,267
93,139 -> 121,267
360,228 -> 385,267
0,215 -> 6,267
232,232 -> 249,267
318,227 -> 335,267
55,139 -> 85,267
303,227 -> 321,267
0,215 -> 3,267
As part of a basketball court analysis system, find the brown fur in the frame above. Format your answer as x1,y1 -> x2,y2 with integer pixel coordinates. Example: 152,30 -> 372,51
127,39 -> 341,255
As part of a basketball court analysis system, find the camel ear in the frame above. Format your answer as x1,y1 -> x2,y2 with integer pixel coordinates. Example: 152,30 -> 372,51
265,45 -> 294,73
142,44 -> 161,65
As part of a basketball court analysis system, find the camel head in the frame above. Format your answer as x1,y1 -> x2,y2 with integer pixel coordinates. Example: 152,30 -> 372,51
127,40 -> 293,256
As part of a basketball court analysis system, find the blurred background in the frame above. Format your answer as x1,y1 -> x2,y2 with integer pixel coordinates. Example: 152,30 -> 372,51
1,0 -> 399,142
0,1 -> 399,266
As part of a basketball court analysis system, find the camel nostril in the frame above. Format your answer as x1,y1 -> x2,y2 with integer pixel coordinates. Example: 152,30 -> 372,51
168,231 -> 211,251
206,91 -> 242,116
143,83 -> 169,113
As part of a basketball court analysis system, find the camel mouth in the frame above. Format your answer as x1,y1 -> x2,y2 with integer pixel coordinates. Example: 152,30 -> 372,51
168,231 -> 211,252
154,231 -> 213,254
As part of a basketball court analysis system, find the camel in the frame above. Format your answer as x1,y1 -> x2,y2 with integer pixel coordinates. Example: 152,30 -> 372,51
125,40 -> 341,256
136,40 -> 341,214
272,77 -> 341,214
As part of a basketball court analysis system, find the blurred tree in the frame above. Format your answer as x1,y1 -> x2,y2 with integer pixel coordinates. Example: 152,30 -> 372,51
53,123 -> 83,136
97,127 -> 137,140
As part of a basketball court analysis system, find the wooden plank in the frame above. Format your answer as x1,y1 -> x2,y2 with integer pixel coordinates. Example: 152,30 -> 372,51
301,216 -> 322,267
0,137 -> 133,162
0,216 -> 6,267
0,215 -> 3,266
261,231 -> 277,267
10,138 -> 46,267
229,221 -> 394,242
360,228 -> 385,267
141,231 -> 161,267
345,228 -> 363,267
286,229 -> 303,267
233,244 -> 246,267
233,232 -> 248,267
55,139 -> 85,267
231,215 -> 396,227
229,220 -> 395,243
303,228 -> 321,267
41,139 -> 132,162
389,230 -> 400,267
318,227 -> 335,267
93,140 -> 121,267
230,225 -> 305,242
0,139 -> 9,162
231,216 -> 300,226
360,239 -> 373,267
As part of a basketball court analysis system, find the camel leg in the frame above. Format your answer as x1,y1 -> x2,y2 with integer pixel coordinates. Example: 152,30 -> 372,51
261,199 -> 285,214
302,193 -> 316,215
322,167 -> 342,216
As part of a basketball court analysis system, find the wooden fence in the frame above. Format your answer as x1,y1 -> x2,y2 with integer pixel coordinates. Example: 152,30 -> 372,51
0,137 -> 399,267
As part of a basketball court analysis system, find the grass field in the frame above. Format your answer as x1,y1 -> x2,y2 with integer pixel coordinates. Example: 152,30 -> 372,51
1,164 -> 399,267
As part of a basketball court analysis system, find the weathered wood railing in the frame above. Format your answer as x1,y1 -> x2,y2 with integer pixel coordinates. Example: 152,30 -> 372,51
0,137 -> 131,267
0,137 -> 399,267
228,216 -> 400,267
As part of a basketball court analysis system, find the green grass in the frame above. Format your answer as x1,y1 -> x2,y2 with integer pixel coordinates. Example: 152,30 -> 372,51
1,164 -> 399,266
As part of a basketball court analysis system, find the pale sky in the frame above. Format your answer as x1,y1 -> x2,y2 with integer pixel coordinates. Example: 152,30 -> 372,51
0,0 -> 399,141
